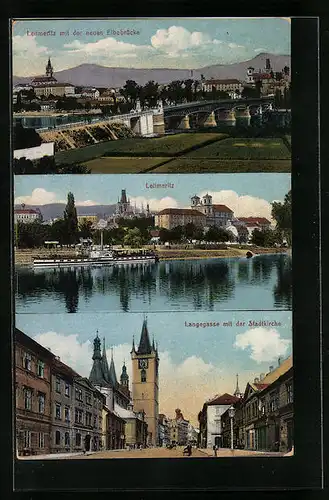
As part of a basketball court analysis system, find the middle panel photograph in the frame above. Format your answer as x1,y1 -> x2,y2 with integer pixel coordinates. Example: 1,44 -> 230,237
14,173 -> 291,314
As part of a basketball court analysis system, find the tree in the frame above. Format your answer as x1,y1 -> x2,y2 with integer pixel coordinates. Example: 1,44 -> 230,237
271,190 -> 292,246
183,222 -> 199,243
204,226 -> 231,243
140,80 -> 159,108
241,86 -> 259,99
13,122 -> 42,149
159,228 -> 170,242
84,101 -> 91,111
63,192 -> 78,244
120,80 -> 140,105
50,219 -> 68,243
123,227 -> 144,248
79,220 -> 93,239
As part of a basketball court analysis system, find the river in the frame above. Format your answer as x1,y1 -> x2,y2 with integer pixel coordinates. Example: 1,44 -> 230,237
15,253 -> 292,314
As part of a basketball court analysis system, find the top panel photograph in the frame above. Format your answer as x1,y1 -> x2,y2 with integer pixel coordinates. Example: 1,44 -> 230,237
12,18 -> 291,175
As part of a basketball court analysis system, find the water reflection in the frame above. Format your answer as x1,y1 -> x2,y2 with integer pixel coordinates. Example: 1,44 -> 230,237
15,254 -> 292,313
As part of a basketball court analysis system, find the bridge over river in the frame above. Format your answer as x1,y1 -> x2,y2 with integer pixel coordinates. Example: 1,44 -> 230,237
163,97 -> 276,129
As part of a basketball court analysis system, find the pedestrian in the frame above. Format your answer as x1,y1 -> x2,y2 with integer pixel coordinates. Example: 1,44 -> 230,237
188,444 -> 192,456
213,444 -> 217,457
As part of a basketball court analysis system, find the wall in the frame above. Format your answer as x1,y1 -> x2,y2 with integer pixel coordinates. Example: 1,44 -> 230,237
14,142 -> 54,161
206,404 -> 231,448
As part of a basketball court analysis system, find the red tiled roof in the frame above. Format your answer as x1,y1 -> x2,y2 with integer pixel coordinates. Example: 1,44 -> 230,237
238,217 -> 271,225
207,393 -> 240,406
254,383 -> 269,390
15,209 -> 39,214
157,208 -> 206,216
32,76 -> 57,82
212,204 -> 233,213
204,79 -> 241,85
252,73 -> 272,80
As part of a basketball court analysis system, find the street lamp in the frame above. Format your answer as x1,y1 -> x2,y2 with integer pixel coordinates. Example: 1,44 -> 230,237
228,405 -> 235,451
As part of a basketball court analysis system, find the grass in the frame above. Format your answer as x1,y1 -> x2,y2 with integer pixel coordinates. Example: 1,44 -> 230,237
182,137 -> 291,160
100,132 -> 228,156
150,158 -> 291,173
83,156 -> 171,173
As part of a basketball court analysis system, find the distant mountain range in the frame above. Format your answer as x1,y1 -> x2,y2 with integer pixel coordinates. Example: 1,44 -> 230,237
13,53 -> 291,88
15,204 -> 116,220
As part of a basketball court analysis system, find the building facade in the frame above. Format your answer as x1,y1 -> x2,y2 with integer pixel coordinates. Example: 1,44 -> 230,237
202,78 -> 243,94
191,194 -> 234,228
15,328 -> 53,456
14,206 -> 42,224
131,319 -> 159,446
31,58 -> 75,97
155,208 -> 206,230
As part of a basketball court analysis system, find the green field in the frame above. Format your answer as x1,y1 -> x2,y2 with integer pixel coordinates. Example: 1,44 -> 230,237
55,132 -> 291,173
84,157 -> 170,173
101,133 -> 228,156
150,158 -> 291,173
182,137 -> 291,160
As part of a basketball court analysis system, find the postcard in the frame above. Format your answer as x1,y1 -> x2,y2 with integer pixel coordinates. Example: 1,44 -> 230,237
12,17 -> 291,175
11,16 -> 302,488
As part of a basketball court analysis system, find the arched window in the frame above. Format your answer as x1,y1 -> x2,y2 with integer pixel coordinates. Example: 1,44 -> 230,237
55,430 -> 61,445
141,369 -> 146,383
65,432 -> 70,446
76,433 -> 81,447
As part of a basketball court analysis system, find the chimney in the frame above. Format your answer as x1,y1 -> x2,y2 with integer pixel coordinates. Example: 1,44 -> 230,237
269,366 -> 274,372
254,377 -> 259,383
278,357 -> 282,366
260,373 -> 265,380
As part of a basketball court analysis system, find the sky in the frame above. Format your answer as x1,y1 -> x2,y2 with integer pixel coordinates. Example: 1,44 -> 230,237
14,173 -> 291,221
16,310 -> 292,425
12,18 -> 290,75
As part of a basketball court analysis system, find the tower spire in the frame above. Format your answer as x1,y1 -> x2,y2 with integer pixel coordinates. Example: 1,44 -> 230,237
137,317 -> 152,354
234,373 -> 242,398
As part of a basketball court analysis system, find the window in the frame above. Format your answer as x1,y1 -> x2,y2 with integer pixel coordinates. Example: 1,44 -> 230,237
64,383 -> 70,397
38,433 -> 45,448
75,408 -> 83,424
269,391 -> 279,412
23,352 -> 32,371
37,360 -> 45,378
64,432 -> 70,446
75,388 -> 83,401
24,430 -> 31,448
38,393 -> 45,414
55,430 -> 61,445
93,415 -> 97,428
285,382 -> 293,404
24,388 -> 32,410
55,378 -> 61,393
55,403 -> 61,420
141,369 -> 146,383
76,433 -> 81,447
259,399 -> 265,415
86,393 -> 92,405
64,406 -> 70,422
86,412 -> 92,426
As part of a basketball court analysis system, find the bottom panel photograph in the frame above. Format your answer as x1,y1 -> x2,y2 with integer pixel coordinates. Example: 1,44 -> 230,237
14,310 -> 293,460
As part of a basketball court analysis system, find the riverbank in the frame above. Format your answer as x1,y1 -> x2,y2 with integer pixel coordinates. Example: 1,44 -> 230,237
14,246 -> 290,266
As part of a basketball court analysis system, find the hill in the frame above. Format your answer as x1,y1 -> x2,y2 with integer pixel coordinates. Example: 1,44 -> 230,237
13,53 -> 291,88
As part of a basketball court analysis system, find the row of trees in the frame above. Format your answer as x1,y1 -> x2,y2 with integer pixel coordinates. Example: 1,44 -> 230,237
15,190 -> 292,249
13,156 -> 90,175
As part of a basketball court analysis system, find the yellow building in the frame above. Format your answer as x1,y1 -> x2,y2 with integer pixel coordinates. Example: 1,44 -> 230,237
131,320 -> 159,446
155,208 -> 206,230
77,215 -> 98,228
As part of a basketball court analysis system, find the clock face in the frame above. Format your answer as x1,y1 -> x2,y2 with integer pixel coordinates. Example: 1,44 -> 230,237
138,359 -> 148,369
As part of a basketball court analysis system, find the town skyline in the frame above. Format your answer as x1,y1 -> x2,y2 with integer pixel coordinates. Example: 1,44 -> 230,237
16,310 -> 292,426
12,18 -> 290,75
14,173 -> 291,221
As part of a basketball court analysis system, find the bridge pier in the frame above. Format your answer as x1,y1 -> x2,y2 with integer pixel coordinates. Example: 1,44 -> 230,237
177,115 -> 191,130
197,111 -> 217,128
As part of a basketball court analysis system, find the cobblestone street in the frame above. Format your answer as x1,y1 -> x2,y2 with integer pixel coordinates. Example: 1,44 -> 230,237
39,447 -> 286,459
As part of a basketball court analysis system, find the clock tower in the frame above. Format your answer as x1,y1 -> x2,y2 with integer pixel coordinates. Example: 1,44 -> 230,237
131,319 -> 159,446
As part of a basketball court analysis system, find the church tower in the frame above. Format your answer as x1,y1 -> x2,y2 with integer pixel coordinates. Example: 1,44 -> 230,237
202,193 -> 213,216
46,57 -> 54,78
131,319 -> 159,446
234,373 -> 243,399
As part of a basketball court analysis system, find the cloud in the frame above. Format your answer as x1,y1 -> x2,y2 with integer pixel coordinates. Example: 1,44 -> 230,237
32,330 -> 235,425
12,35 -> 51,76
14,188 -> 100,207
13,25 -> 266,74
234,327 -> 291,363
14,188 -> 65,206
130,196 -> 179,212
254,47 -> 266,53
198,189 -> 276,221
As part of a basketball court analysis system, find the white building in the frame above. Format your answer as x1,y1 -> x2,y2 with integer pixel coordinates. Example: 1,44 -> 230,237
14,206 -> 42,224
191,194 -> 234,228
81,88 -> 100,99
14,142 -> 55,161
206,393 -> 240,448
187,423 -> 199,444
202,79 -> 243,94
